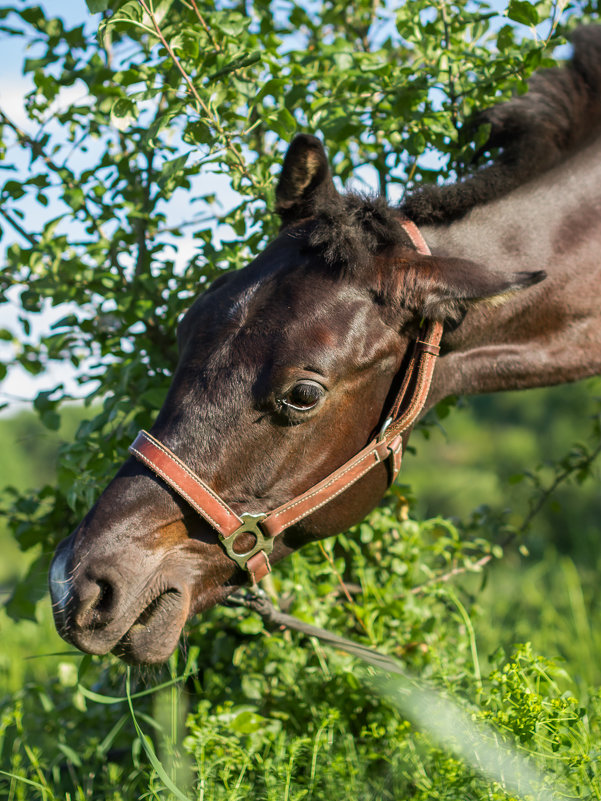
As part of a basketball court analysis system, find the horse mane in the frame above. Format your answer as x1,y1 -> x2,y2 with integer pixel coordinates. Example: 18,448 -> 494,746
293,26 -> 601,271
401,25 -> 601,225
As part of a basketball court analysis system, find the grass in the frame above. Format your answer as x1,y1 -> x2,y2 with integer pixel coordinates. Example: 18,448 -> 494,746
474,552 -> 601,691
2,534 -> 601,801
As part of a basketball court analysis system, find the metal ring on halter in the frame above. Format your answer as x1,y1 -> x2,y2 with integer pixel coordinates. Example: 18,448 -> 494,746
217,513 -> 273,571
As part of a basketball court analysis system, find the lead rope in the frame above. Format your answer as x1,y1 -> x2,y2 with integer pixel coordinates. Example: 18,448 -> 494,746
224,586 -> 407,672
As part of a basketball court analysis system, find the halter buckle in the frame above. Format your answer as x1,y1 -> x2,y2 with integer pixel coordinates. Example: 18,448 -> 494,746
219,513 -> 273,572
378,417 -> 394,442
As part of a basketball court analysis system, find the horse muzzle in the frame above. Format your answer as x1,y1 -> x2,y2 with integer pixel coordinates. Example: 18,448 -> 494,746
49,532 -> 192,664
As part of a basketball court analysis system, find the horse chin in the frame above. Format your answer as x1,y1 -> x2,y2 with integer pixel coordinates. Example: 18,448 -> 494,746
112,587 -> 191,665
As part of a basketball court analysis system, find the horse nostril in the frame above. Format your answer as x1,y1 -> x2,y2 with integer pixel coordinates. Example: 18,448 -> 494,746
73,575 -> 117,630
95,579 -> 114,614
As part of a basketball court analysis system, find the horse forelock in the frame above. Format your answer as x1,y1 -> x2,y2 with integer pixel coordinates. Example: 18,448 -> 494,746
293,192 -> 410,273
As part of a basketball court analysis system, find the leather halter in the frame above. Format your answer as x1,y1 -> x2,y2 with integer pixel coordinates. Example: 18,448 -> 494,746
129,220 -> 443,583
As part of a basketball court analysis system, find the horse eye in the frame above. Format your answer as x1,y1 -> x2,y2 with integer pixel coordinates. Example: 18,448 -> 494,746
282,381 -> 325,412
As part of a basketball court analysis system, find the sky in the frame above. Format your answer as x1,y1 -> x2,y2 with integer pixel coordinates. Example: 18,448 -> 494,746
0,0 -> 245,412
0,1 -> 99,410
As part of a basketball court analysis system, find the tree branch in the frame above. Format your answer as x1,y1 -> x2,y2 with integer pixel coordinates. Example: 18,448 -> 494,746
0,205 -> 39,247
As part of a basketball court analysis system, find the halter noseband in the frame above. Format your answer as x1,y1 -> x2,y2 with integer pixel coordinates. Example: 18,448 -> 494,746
128,220 -> 443,583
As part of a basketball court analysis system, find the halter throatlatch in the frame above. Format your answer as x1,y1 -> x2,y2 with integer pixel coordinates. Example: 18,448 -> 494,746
128,220 -> 443,583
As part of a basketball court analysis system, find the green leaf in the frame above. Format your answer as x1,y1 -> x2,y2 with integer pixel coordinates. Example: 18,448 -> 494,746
506,0 -> 539,27
213,11 -> 250,37
254,77 -> 287,103
140,387 -> 168,408
496,24 -> 515,51
229,707 -> 266,734
277,107 -> 296,133
57,742 -> 82,766
41,409 -> 61,430
85,0 -> 110,12
6,554 -> 51,621
110,97 -> 136,132
153,0 -> 176,25
112,0 -> 143,23
157,153 -> 190,189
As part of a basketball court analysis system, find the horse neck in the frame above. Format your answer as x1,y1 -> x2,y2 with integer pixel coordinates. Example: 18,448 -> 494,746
421,136 -> 601,407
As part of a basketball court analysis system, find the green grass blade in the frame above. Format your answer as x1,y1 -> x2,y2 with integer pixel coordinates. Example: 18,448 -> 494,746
78,675 -> 187,705
125,667 -> 192,801
0,768 -> 51,794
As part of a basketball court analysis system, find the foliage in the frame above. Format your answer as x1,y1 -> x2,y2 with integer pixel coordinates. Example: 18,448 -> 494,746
3,510 -> 601,800
0,0 -> 601,799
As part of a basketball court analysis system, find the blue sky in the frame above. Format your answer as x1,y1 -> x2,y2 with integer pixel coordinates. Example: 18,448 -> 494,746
0,2 -> 98,409
0,1 -> 240,411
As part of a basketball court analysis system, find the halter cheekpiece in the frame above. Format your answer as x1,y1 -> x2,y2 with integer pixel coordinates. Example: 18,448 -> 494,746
128,220 -> 443,583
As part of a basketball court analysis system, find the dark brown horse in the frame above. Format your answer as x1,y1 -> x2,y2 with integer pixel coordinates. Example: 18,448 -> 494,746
50,28 -> 601,664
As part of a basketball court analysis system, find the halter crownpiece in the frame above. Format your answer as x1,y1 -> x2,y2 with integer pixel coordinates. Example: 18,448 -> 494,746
129,219 -> 443,583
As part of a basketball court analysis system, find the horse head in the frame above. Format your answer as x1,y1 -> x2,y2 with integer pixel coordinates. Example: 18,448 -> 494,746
49,134 -> 544,663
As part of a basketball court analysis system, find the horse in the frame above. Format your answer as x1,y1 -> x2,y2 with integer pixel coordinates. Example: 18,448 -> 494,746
49,27 -> 601,664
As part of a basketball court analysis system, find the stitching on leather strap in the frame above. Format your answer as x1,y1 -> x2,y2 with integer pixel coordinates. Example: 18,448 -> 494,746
266,448 -> 380,525
130,445 -> 223,532
271,454 -> 380,530
137,431 -> 236,514
388,348 -> 439,436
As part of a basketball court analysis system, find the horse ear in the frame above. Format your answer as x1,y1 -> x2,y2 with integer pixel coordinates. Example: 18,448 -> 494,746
275,134 -> 339,226
392,252 -> 546,323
